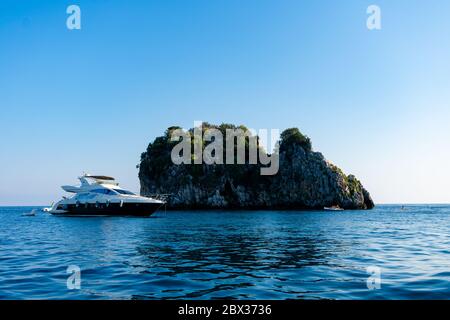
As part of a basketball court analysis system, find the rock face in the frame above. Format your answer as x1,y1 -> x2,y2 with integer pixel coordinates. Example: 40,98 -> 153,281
138,124 -> 374,210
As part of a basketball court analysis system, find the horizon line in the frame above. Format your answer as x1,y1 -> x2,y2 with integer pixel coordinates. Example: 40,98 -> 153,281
1,203 -> 450,208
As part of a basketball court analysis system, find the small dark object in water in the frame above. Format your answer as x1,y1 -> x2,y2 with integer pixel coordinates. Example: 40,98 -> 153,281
22,209 -> 37,216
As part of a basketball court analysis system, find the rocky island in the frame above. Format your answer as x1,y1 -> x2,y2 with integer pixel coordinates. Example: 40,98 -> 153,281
138,123 -> 374,210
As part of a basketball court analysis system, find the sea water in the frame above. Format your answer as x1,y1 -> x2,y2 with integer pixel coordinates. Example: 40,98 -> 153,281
1,205 -> 449,299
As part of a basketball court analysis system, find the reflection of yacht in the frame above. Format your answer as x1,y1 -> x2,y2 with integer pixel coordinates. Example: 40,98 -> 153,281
48,174 -> 165,217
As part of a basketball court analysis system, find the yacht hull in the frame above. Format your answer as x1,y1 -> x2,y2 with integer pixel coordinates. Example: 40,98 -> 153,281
50,202 -> 163,217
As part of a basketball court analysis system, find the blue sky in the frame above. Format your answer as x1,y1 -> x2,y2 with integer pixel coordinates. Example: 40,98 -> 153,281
1,0 -> 450,205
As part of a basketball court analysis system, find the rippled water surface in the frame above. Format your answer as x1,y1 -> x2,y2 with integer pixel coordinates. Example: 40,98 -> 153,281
1,205 -> 450,299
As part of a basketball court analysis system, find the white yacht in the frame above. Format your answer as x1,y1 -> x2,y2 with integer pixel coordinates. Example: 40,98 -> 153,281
48,174 -> 165,217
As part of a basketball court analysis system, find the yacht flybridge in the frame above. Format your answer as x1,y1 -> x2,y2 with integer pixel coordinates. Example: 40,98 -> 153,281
48,174 -> 165,216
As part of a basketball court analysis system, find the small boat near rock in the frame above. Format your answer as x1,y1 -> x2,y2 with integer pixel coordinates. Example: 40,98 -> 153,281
324,206 -> 344,211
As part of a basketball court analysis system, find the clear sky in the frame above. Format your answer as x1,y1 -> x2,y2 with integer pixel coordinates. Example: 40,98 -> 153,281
1,0 -> 450,205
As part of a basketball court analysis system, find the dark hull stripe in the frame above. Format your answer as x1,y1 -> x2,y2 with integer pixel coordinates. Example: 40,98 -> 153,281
52,202 -> 163,217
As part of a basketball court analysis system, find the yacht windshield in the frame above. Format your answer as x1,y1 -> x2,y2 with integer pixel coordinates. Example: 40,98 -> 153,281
113,189 -> 135,195
91,189 -> 116,195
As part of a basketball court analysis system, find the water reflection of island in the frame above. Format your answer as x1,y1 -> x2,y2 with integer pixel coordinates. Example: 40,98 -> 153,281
130,212 -> 360,299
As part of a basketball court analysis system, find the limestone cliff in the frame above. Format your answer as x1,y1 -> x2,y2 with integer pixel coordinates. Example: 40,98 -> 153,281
138,124 -> 374,210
